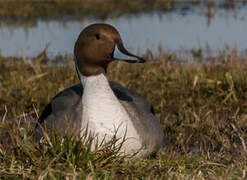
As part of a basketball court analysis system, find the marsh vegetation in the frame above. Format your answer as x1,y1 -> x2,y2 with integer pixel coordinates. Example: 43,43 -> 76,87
1,0 -> 243,20
0,48 -> 247,178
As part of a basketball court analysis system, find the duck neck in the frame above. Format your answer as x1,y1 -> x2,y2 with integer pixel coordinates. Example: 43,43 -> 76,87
79,73 -> 130,133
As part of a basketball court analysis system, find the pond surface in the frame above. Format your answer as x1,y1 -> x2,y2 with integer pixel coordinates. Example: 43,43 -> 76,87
0,6 -> 247,57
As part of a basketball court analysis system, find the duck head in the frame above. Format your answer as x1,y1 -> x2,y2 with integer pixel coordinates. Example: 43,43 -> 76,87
74,23 -> 145,76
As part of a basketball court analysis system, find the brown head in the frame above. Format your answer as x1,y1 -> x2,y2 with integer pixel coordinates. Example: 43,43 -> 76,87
74,23 -> 145,77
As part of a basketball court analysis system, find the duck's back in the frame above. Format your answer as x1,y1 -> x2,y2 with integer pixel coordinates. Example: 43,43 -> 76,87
35,82 -> 164,154
35,85 -> 83,141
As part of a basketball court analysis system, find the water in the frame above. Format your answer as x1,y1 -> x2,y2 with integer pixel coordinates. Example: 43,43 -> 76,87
0,6 -> 247,57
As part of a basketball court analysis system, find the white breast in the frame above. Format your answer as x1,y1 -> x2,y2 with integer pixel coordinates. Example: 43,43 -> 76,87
79,73 -> 142,155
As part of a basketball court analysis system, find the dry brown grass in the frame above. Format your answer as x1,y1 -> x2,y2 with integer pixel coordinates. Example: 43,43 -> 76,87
0,48 -> 247,178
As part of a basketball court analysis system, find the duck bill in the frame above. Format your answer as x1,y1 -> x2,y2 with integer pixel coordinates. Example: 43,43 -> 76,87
112,41 -> 146,63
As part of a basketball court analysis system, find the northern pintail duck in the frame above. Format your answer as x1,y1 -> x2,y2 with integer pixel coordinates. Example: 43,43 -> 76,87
35,23 -> 164,157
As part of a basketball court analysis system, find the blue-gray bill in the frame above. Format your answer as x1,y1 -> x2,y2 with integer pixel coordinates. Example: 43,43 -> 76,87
113,42 -> 146,63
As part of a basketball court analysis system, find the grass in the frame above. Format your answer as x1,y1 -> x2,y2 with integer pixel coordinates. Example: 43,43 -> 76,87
0,48 -> 247,178
0,0 -> 243,20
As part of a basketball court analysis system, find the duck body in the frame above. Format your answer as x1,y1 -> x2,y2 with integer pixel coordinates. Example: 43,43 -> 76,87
35,23 -> 164,157
36,76 -> 164,156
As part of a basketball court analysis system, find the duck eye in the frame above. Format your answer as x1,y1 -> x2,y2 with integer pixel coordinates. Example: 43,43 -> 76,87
95,34 -> 100,40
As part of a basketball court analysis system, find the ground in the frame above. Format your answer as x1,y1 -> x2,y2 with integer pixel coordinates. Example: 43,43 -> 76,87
0,48 -> 246,179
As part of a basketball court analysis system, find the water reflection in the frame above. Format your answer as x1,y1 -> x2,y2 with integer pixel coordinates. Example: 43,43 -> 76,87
0,6 -> 247,57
